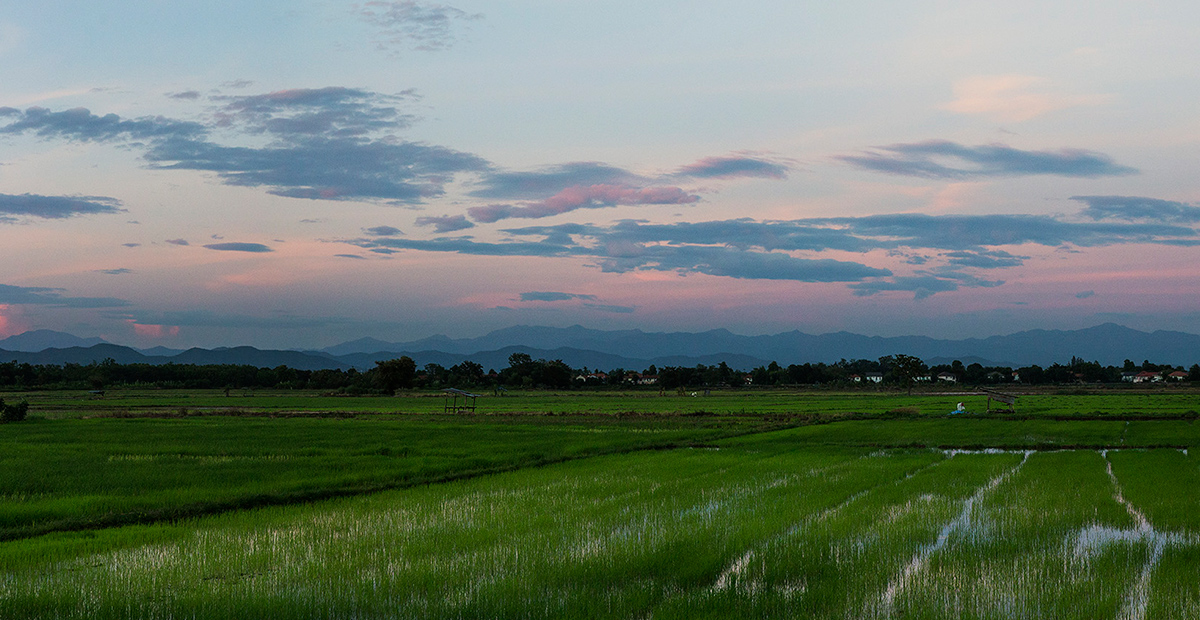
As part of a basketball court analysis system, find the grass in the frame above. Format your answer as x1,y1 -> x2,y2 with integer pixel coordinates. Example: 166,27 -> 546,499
0,414 -> 753,540
4,444 -> 1195,618
12,386 -> 1200,420
3,389 -> 1200,617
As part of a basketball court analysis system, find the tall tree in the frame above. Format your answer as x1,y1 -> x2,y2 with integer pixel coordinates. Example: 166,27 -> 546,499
374,356 -> 416,395
889,354 -> 925,395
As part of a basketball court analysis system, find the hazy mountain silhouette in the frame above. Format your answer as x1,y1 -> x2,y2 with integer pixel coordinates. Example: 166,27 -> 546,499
0,330 -> 107,352
2,323 -> 1198,372
321,323 -> 1200,368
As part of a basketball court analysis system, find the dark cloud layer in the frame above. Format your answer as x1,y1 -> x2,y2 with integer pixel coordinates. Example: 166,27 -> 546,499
849,272 -> 1003,300
583,302 -> 636,314
415,214 -> 474,232
145,90 -> 486,203
364,225 -> 404,236
0,283 -> 130,308
149,138 -> 483,204
519,291 -> 598,302
1072,195 -> 1200,223
347,209 -> 1199,297
839,140 -> 1137,179
350,223 -> 892,284
0,193 -> 123,220
941,249 -> 1028,269
4,91 -> 792,216
3,89 -> 486,206
203,242 -> 273,253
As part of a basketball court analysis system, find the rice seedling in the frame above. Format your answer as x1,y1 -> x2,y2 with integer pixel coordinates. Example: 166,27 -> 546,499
4,391 -> 1200,618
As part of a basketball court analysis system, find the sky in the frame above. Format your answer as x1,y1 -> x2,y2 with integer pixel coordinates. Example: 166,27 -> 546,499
2,1 -> 1200,349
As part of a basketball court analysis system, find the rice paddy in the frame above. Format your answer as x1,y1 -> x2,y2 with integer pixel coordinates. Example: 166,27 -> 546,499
2,390 -> 1199,618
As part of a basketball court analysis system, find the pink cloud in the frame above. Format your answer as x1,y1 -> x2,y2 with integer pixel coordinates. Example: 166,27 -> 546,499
0,305 -> 15,338
132,322 -> 181,338
468,184 -> 699,223
675,154 -> 790,180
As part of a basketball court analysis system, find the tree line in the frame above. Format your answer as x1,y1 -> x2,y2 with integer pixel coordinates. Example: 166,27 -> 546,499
0,353 -> 1197,393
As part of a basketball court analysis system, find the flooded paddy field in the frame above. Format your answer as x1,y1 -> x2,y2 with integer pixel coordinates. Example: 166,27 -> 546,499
3,420 -> 1198,619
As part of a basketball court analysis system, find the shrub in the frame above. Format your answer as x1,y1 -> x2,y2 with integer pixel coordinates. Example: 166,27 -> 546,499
0,398 -> 29,422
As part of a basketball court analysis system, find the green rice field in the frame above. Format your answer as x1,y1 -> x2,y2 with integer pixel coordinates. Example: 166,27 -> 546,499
2,390 -> 1199,618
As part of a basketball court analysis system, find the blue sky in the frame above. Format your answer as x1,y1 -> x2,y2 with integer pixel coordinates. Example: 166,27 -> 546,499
2,1 -> 1199,348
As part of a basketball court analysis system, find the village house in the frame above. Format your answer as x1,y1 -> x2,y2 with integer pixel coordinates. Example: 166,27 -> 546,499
1133,371 -> 1162,384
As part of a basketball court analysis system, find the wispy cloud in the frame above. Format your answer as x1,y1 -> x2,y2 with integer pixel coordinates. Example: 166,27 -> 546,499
0,193 -> 123,221
1076,290 -> 1096,299
941,249 -> 1027,269
470,162 -> 647,201
0,106 -> 205,142
203,242 -> 273,253
468,185 -> 699,223
96,268 -> 133,275
165,238 -> 189,246
415,214 -> 474,232
838,140 -> 1137,179
519,291 -> 598,302
583,302 -> 636,314
212,87 -> 417,138
518,291 -> 633,314
673,154 -> 790,180
363,225 -> 403,236
357,1 -> 482,52
1072,195 -> 1200,223
850,272 -> 1004,300
940,75 -> 1111,122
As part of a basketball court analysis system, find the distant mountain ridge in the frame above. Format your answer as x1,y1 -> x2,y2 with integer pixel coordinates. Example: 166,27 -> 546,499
318,323 -> 1200,368
2,323 -> 1198,371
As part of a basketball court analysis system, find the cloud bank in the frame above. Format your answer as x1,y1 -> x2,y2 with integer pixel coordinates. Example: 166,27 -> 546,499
347,208 -> 1199,297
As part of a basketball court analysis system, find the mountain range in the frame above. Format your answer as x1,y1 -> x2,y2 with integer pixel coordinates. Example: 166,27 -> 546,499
1,323 -> 1198,371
